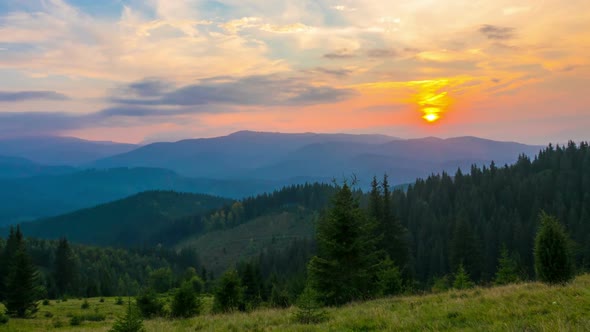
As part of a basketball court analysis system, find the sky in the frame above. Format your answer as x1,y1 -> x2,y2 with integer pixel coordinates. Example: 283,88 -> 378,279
0,0 -> 589,144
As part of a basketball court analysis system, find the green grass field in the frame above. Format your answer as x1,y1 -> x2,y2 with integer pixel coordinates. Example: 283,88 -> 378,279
2,274 -> 590,331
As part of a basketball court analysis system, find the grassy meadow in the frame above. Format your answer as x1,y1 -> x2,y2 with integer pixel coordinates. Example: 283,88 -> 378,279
2,274 -> 590,331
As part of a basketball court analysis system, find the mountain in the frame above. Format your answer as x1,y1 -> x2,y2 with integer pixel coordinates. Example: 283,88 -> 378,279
0,136 -> 137,165
91,131 -> 400,177
0,155 -> 76,178
0,167 -> 302,226
92,131 -> 542,185
16,190 -> 233,247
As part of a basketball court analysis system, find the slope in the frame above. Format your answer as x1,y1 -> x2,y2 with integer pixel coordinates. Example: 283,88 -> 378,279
15,190 -> 233,247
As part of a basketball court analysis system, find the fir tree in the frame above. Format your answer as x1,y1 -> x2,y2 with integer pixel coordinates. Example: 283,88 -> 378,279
109,300 -> 145,332
54,237 -> 78,297
3,226 -> 41,318
381,174 -> 410,274
171,281 -> 202,318
213,269 -> 244,313
307,183 -> 381,306
293,286 -> 327,324
534,213 -> 575,284
453,264 -> 474,290
494,246 -> 521,285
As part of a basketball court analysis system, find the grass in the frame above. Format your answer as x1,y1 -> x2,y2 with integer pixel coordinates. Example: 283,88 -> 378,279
2,274 -> 590,331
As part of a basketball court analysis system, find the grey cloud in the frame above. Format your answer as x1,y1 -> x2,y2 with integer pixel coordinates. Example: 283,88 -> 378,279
307,67 -> 352,77
323,49 -> 356,59
125,78 -> 175,97
113,75 -> 357,107
479,25 -> 515,40
367,49 -> 397,58
0,111 -> 92,137
0,91 -> 69,102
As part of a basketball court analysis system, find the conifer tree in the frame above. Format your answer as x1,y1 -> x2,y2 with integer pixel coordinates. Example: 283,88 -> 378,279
494,246 -> 521,285
453,264 -> 474,290
3,226 -> 42,318
171,281 -> 202,318
381,174 -> 410,273
54,237 -> 78,297
534,213 -> 575,284
294,286 -> 327,324
307,183 -> 380,306
109,299 -> 145,332
213,269 -> 244,313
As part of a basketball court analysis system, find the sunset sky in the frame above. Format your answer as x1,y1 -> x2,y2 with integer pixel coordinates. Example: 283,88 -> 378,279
0,0 -> 589,144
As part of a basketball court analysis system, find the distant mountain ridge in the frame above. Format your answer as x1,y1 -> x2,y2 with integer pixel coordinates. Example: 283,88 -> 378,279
0,135 -> 137,165
92,131 -> 542,184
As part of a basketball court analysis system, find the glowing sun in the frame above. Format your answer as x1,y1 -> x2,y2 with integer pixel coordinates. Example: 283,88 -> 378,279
423,112 -> 440,123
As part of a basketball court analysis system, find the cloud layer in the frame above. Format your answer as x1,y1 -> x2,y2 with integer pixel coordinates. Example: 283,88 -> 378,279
0,0 -> 588,143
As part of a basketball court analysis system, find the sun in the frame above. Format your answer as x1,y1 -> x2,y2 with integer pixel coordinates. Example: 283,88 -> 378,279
423,113 -> 440,123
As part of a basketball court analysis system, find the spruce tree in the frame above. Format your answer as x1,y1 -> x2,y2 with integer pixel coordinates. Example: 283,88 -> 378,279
109,300 -> 145,332
171,281 -> 202,318
3,226 -> 41,318
54,237 -> 78,297
534,213 -> 575,284
380,174 -> 410,273
453,264 -> 474,290
213,269 -> 244,313
5,247 -> 42,317
494,246 -> 521,285
307,183 -> 380,306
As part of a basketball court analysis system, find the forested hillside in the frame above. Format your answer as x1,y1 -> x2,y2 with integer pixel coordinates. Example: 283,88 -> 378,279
15,191 -> 232,247
392,141 -> 590,283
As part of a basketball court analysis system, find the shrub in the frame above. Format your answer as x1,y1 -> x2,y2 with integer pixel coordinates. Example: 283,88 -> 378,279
270,284 -> 291,308
79,312 -> 106,322
44,311 -> 54,318
70,315 -> 82,326
42,299 -> 50,306
534,213 -> 575,284
0,312 -> 9,325
293,286 -> 327,324
116,297 -> 124,305
136,289 -> 165,318
100,298 -> 105,303
81,299 -> 90,309
431,275 -> 450,293
171,282 -> 202,318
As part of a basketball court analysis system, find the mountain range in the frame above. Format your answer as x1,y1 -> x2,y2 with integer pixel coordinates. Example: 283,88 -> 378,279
0,131 -> 543,225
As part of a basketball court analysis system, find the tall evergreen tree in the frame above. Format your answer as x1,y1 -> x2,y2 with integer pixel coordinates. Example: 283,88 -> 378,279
307,183 -> 381,306
380,174 -> 410,273
5,245 -> 42,317
534,213 -> 575,284
213,269 -> 244,313
450,214 -> 482,280
54,237 -> 78,297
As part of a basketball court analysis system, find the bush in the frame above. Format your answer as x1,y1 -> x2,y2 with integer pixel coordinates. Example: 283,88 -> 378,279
100,298 -> 105,303
136,289 -> 165,318
44,311 -> 54,318
534,213 -> 575,284
70,315 -> 82,326
42,299 -> 50,306
116,297 -> 124,305
431,275 -> 450,293
109,302 -> 145,332
81,299 -> 90,309
0,312 -> 9,325
270,284 -> 291,308
79,312 -> 106,322
293,286 -> 327,324
171,282 -> 202,318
